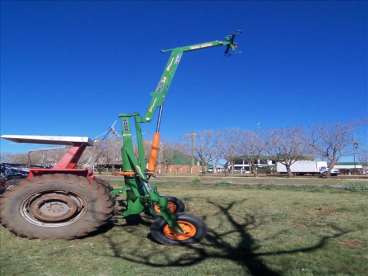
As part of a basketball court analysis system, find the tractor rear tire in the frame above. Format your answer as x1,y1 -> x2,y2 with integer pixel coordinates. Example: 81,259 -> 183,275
0,174 -> 114,239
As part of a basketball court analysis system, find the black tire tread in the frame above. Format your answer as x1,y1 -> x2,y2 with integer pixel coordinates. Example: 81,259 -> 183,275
150,196 -> 185,218
0,174 -> 114,240
165,196 -> 185,213
150,213 -> 207,245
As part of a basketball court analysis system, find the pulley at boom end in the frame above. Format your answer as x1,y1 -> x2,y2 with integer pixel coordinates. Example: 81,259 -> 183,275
224,30 -> 242,56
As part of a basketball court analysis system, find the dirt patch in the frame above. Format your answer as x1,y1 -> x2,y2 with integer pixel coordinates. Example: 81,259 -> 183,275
305,207 -> 337,217
339,239 -> 363,249
315,207 -> 337,216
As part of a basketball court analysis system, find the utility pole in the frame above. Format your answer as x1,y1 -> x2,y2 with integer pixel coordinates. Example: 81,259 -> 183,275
353,141 -> 359,173
191,132 -> 196,166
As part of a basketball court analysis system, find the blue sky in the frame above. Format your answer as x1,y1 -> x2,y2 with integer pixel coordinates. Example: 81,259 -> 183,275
1,1 -> 367,154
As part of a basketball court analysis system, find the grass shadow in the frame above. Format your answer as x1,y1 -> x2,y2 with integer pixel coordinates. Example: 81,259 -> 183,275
96,200 -> 350,275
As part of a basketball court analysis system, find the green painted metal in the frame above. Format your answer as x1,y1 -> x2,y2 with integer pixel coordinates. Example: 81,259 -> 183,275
117,34 -> 238,232
134,115 -> 146,169
142,36 -> 236,123
120,114 -> 135,173
142,50 -> 183,123
111,188 -> 125,196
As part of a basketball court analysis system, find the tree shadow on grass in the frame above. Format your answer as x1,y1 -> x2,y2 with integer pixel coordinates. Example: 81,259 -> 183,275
99,200 -> 350,275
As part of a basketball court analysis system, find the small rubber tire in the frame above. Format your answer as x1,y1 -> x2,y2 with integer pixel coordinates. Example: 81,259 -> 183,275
0,174 -> 114,239
150,213 -> 207,245
152,196 -> 185,216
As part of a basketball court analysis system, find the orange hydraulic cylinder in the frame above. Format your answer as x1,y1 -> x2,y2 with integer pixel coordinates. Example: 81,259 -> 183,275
147,132 -> 160,172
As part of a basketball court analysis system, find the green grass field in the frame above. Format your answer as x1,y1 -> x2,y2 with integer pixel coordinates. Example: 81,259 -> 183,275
1,177 -> 367,275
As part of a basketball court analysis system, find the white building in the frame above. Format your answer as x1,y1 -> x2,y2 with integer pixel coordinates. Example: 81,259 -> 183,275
227,158 -> 275,174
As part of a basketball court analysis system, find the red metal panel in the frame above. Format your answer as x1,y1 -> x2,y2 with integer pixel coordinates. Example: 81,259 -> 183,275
28,169 -> 93,180
26,143 -> 93,180
53,144 -> 87,169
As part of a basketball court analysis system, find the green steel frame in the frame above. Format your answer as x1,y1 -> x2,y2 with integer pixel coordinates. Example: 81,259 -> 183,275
114,34 -> 238,231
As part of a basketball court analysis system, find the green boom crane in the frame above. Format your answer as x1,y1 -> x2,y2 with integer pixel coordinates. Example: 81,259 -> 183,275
116,33 -> 239,244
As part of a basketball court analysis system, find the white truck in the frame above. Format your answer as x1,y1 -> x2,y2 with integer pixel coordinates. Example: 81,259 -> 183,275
276,160 -> 339,176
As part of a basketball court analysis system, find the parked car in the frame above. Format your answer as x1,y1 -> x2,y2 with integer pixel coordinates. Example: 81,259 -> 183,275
319,167 -> 340,176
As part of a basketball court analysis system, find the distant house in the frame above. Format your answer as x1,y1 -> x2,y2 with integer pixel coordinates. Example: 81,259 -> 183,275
225,156 -> 276,174
207,164 -> 225,173
156,164 -> 202,176
333,162 -> 364,175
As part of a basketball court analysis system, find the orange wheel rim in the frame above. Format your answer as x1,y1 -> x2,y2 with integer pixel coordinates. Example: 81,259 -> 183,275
162,220 -> 197,241
154,201 -> 177,214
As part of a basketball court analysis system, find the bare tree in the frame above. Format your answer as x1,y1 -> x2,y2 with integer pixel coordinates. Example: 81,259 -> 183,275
87,136 -> 122,172
358,149 -> 368,165
266,128 -> 310,177
239,131 -> 266,176
220,129 -> 243,175
185,130 -> 219,174
0,147 -> 65,167
2,153 -> 29,164
211,131 -> 225,174
44,148 -> 65,166
310,122 -> 355,174
159,141 -> 191,165
195,130 -> 214,174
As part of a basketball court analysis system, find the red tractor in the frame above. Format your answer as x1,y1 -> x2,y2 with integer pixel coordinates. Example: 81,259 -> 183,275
0,135 -> 114,239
